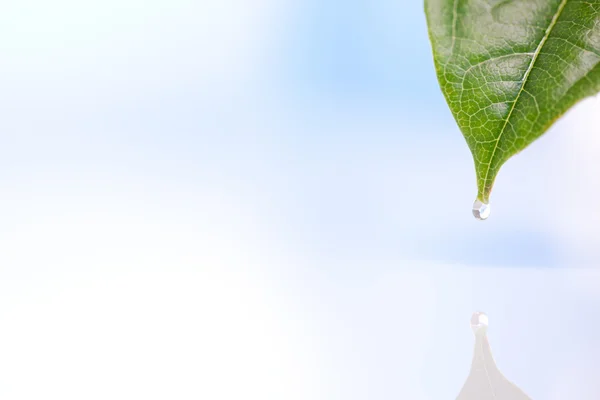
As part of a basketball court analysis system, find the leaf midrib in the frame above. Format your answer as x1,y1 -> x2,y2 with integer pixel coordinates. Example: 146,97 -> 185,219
480,0 -> 569,198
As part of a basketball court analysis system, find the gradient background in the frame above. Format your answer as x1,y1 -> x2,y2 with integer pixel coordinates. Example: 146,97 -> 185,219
1,1 -> 600,399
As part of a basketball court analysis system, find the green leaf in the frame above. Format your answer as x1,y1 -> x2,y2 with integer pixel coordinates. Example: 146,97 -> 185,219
425,0 -> 600,205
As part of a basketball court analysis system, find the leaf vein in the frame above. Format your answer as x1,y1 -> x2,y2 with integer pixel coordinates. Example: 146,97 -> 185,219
480,0 -> 570,195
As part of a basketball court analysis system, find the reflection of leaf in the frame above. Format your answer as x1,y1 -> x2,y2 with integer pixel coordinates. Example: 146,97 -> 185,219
425,0 -> 600,204
457,312 -> 531,400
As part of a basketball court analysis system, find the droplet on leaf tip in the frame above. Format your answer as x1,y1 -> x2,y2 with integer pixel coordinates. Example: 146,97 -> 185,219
470,311 -> 488,333
472,199 -> 490,220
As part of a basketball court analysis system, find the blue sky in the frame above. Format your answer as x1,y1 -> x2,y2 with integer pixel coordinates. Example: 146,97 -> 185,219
1,1 -> 600,399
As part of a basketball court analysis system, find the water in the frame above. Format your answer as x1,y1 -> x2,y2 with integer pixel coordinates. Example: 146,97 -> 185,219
470,311 -> 488,333
472,199 -> 491,220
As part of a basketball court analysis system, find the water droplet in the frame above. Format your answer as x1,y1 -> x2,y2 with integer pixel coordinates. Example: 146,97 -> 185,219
472,199 -> 491,220
470,311 -> 488,333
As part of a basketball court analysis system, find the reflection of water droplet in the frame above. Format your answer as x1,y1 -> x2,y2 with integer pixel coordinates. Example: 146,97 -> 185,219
472,199 -> 491,220
470,311 -> 488,333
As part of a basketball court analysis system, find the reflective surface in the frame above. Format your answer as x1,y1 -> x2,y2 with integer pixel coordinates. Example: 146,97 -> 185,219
457,312 -> 531,400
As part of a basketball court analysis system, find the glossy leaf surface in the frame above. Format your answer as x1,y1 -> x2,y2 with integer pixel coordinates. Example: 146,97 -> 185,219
425,0 -> 600,203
